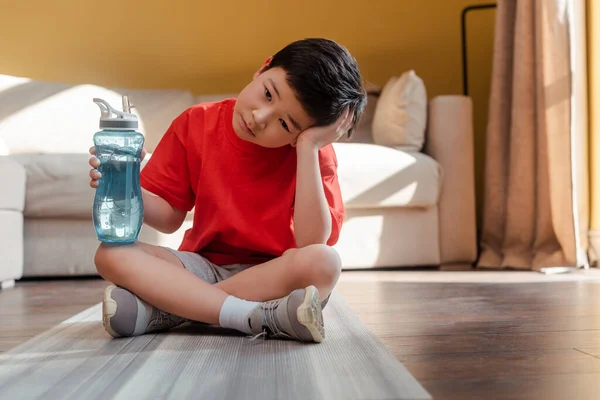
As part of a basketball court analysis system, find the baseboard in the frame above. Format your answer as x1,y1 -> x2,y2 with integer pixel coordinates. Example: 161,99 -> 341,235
438,263 -> 475,271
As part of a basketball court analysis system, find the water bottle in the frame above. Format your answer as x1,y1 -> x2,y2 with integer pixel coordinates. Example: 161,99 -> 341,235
92,96 -> 145,244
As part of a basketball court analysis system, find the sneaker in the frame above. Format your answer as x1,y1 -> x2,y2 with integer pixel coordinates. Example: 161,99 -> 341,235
102,284 -> 185,338
248,285 -> 325,343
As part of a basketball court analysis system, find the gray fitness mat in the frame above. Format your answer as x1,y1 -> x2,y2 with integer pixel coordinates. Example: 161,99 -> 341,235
0,291 -> 430,400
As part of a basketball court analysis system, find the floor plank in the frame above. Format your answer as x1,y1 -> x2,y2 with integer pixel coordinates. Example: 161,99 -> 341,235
576,348 -> 600,359
399,348 -> 600,379
376,330 -> 600,356
421,373 -> 600,400
0,278 -> 109,352
2,270 -> 600,399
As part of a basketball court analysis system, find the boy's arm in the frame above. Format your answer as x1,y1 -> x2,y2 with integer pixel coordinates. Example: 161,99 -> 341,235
293,109 -> 352,247
293,141 -> 332,246
141,189 -> 187,234
138,108 -> 195,234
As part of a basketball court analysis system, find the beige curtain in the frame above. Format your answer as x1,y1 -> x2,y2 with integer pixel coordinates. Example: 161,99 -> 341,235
478,0 -> 589,270
589,0 -> 600,265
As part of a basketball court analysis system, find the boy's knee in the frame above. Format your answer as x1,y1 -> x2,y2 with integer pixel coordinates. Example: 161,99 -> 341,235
288,244 -> 342,288
309,244 -> 342,281
94,243 -> 133,281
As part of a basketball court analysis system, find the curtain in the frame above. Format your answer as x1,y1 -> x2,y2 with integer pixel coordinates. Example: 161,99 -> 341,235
477,0 -> 588,270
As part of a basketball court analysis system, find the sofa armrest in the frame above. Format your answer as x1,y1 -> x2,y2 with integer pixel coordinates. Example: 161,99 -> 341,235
424,96 -> 477,265
0,156 -> 26,212
0,156 -> 26,287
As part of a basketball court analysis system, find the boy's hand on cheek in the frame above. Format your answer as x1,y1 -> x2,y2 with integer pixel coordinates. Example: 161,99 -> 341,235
296,108 -> 353,150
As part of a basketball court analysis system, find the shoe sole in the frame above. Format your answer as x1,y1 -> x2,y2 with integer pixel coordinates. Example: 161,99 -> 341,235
102,284 -> 122,338
296,285 -> 325,343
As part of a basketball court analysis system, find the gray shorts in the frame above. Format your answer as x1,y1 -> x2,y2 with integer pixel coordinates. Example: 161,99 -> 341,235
163,248 -> 331,309
163,248 -> 253,284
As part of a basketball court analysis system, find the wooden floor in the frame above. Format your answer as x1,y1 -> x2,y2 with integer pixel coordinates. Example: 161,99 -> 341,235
2,269 -> 600,400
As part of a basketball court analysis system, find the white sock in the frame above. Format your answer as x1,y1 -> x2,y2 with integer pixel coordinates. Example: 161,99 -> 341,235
218,296 -> 259,334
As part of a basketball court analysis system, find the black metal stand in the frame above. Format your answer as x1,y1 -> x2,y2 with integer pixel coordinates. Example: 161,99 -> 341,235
461,3 -> 497,95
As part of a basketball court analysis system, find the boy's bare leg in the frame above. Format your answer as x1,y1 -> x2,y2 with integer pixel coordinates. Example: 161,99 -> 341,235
215,244 -> 342,303
95,242 -> 227,325
95,242 -> 341,340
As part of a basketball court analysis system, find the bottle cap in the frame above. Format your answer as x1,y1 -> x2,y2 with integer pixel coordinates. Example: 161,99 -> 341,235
93,96 -> 139,129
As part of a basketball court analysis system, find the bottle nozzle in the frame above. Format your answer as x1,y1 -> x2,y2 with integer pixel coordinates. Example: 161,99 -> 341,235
93,98 -> 111,119
122,95 -> 132,113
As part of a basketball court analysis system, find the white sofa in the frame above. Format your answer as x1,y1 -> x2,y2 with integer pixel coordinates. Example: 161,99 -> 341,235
0,73 -> 477,282
0,156 -> 25,288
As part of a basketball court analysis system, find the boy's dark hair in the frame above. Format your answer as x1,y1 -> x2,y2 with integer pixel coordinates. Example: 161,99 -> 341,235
265,38 -> 367,138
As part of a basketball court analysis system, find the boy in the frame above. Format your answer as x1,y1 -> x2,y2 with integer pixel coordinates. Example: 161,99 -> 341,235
88,38 -> 366,343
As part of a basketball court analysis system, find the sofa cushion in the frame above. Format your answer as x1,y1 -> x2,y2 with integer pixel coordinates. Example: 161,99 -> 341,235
333,142 -> 441,209
9,153 -> 153,219
0,156 -> 26,212
371,70 -> 427,152
12,143 -> 441,219
10,153 -> 96,218
196,93 -> 238,104
0,74 -> 196,155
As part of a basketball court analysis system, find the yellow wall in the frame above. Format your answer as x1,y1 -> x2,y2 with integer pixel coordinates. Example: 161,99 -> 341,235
464,7 -> 496,227
0,0 -> 494,96
0,0 -> 495,220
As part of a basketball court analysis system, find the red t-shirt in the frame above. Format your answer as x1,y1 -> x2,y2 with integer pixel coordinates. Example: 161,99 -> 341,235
140,98 -> 344,265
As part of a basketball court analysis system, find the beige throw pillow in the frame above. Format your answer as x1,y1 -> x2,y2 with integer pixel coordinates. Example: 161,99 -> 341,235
372,70 -> 427,152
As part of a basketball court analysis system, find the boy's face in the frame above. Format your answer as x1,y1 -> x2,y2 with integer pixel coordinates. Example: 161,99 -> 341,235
233,65 -> 314,148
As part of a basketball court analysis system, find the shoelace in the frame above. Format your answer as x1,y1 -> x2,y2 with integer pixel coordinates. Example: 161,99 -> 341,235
148,310 -> 181,331
248,299 -> 293,342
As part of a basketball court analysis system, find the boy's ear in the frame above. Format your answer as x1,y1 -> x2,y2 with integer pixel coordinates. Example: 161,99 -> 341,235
253,56 -> 273,79
290,130 -> 303,147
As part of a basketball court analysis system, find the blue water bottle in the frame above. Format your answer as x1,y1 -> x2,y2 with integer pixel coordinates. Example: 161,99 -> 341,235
92,96 -> 145,244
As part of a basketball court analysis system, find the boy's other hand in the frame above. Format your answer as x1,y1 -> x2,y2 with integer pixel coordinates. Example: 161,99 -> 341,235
88,146 -> 147,189
296,108 -> 353,150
